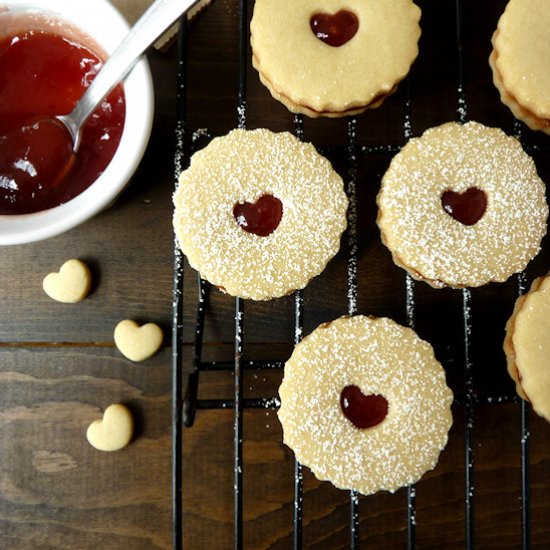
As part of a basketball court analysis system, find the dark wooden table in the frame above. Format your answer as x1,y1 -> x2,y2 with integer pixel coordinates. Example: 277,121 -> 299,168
2,1 -> 550,548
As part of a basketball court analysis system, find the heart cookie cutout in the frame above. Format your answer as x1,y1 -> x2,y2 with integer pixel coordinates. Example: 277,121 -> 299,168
310,10 -> 359,47
233,194 -> 283,237
114,319 -> 163,362
340,385 -> 388,429
43,259 -> 92,303
86,404 -> 134,452
441,187 -> 487,226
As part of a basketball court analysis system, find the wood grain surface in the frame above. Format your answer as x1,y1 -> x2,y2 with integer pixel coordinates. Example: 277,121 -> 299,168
2,0 -> 550,549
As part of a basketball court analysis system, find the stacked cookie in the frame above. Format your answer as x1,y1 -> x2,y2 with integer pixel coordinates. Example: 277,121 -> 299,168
278,315 -> 453,495
504,273 -> 550,422
490,0 -> 550,133
173,129 -> 348,300
377,122 -> 548,288
250,0 -> 421,117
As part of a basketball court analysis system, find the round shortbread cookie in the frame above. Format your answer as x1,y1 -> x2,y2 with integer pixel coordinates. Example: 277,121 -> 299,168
173,128 -> 348,300
278,315 -> 453,495
489,47 -> 550,135
250,0 -> 421,117
377,121 -> 548,288
491,0 -> 550,123
504,272 -> 550,421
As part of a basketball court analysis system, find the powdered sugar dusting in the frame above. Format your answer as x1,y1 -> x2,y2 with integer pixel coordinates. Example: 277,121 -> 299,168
406,274 -> 415,329
173,128 -> 348,300
277,316 -> 454,495
377,121 -> 548,288
174,120 -> 185,177
347,118 -> 358,316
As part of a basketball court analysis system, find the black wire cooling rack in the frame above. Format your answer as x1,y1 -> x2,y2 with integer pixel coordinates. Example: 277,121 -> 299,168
171,1 -> 539,548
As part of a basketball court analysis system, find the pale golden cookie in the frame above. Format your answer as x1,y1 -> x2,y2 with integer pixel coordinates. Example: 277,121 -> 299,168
255,62 -> 398,118
504,273 -> 550,420
86,404 -> 134,452
173,128 -> 348,300
250,0 -> 421,117
114,320 -> 163,362
491,0 -> 550,130
489,48 -> 550,135
43,259 -> 92,303
278,315 -> 453,495
377,121 -> 548,288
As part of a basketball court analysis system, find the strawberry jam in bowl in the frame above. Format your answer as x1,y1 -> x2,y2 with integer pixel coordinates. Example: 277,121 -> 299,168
0,0 -> 154,244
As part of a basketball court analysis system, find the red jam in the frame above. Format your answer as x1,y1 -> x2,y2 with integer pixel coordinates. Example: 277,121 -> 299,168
441,187 -> 487,226
340,385 -> 388,429
0,25 -> 125,214
233,194 -> 283,237
310,10 -> 359,47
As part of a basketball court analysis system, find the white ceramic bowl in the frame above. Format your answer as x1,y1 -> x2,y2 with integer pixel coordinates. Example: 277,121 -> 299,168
0,0 -> 154,245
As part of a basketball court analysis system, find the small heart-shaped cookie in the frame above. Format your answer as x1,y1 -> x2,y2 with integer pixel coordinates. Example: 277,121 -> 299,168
114,319 -> 163,361
86,404 -> 134,452
43,259 -> 92,303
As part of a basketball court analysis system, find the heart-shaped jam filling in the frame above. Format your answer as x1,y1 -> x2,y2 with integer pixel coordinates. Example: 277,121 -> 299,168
233,194 -> 283,237
340,385 -> 388,429
441,187 -> 487,226
310,10 -> 359,47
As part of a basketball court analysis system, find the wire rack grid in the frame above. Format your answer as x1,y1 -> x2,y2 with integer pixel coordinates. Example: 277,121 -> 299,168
171,1 -> 541,548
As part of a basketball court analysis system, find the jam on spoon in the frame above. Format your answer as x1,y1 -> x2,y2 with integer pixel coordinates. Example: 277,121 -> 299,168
0,27 -> 125,215
1,0 -> 199,215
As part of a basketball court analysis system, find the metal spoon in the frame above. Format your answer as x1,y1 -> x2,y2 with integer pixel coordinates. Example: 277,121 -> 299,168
59,0 -> 198,151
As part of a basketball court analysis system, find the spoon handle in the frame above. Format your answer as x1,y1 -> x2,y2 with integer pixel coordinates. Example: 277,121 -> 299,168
67,0 -> 198,140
